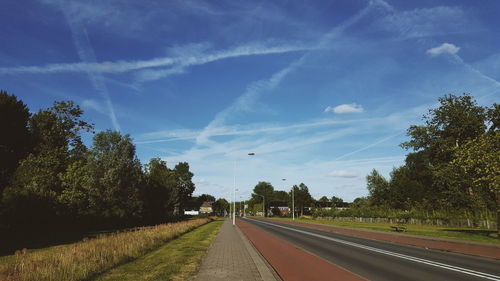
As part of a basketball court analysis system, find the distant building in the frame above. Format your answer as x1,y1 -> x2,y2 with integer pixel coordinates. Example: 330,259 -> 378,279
199,201 -> 213,214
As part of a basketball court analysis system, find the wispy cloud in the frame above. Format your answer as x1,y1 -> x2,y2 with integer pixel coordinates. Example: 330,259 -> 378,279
325,103 -> 364,114
0,42 -> 313,80
61,7 -> 120,131
426,43 -> 460,56
194,1 -> 392,146
327,170 -> 359,178
135,42 -> 313,82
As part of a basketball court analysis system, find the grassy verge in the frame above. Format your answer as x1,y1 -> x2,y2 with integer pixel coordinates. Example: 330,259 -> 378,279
94,218 -> 224,281
0,218 -> 211,281
267,217 -> 500,244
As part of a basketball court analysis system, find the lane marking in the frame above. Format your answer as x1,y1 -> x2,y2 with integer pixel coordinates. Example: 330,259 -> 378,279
245,218 -> 500,281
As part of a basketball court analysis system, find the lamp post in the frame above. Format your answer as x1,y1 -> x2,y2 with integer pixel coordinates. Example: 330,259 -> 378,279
254,193 -> 265,217
291,184 -> 295,221
233,152 -> 255,225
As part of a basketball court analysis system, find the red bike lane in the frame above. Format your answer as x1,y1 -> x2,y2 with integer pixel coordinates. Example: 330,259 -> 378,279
237,219 -> 366,281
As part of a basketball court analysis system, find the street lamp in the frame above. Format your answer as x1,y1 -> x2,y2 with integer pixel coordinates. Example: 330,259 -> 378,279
292,187 -> 295,221
233,152 -> 255,225
254,193 -> 265,217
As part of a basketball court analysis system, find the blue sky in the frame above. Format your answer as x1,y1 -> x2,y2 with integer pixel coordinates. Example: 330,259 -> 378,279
1,0 -> 499,202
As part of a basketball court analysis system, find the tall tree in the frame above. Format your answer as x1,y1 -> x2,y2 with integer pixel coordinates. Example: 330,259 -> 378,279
366,169 -> 390,206
451,132 -> 499,236
292,183 -> 313,216
142,158 -> 178,223
0,91 -> 31,195
401,94 -> 487,164
173,162 -> 195,215
212,198 -> 229,216
2,101 -> 93,229
330,196 -> 344,207
83,130 -> 143,221
252,182 -> 274,217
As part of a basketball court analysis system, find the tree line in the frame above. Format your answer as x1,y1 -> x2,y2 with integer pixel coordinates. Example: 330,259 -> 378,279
363,94 -> 498,231
0,91 -> 196,231
244,181 -> 344,217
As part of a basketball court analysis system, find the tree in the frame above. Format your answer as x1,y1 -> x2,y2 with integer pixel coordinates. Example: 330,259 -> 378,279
330,196 -> 344,207
271,190 -> 289,205
316,196 -> 330,208
30,101 -> 93,157
198,194 -> 216,203
83,130 -> 143,222
173,162 -> 195,215
212,198 -> 229,216
402,94 -> 487,164
451,132 -> 499,236
0,91 -> 31,196
252,182 -> 274,217
141,158 -> 178,223
366,169 -> 390,206
292,183 -> 314,216
2,100 -> 93,229
487,103 -> 499,132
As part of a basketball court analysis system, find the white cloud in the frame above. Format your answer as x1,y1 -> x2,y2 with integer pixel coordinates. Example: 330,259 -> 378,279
426,43 -> 460,56
327,170 -> 359,178
325,103 -> 364,114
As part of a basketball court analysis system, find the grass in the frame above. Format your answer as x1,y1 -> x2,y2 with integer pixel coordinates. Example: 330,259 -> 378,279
267,217 -> 500,244
94,218 -> 224,281
0,218 -> 211,281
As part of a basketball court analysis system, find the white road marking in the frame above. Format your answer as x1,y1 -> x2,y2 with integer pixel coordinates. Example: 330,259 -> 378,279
245,218 -> 500,281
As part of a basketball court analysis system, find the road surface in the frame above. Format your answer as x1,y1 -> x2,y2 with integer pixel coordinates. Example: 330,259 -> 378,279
242,218 -> 500,281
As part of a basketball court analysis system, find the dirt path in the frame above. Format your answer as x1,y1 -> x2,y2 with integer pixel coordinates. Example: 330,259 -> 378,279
263,219 -> 500,260
237,219 -> 366,281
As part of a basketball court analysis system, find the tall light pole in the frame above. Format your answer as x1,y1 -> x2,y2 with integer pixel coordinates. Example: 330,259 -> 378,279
291,185 -> 295,221
233,152 -> 255,225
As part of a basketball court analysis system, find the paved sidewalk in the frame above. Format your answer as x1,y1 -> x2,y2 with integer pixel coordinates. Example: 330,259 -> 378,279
193,218 -> 279,281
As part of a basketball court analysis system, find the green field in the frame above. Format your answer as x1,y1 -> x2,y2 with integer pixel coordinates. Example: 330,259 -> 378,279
267,217 -> 499,244
94,218 -> 223,281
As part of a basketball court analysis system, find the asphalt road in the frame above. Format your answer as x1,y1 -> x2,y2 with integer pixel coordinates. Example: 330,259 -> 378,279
243,218 -> 500,281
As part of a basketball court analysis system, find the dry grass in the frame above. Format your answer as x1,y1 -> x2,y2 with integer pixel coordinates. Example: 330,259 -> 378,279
0,218 -> 211,281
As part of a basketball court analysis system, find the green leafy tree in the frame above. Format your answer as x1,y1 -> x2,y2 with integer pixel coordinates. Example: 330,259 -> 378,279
292,183 -> 314,216
316,196 -> 330,208
366,169 -> 390,206
2,101 -> 93,229
30,101 -> 93,157
83,130 -> 143,221
0,91 -> 32,195
330,196 -> 344,207
451,132 -> 499,236
212,198 -> 229,216
173,162 -> 195,215
271,190 -> 289,205
2,150 -> 67,229
252,182 -> 274,217
142,158 -> 178,223
487,103 -> 499,132
402,94 -> 487,164
198,194 -> 216,203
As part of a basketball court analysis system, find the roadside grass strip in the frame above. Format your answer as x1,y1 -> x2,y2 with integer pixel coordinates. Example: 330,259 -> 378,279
0,218 -> 211,281
268,217 -> 500,244
94,218 -> 223,281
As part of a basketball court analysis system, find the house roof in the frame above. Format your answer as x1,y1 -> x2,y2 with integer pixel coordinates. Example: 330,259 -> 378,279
200,201 -> 213,208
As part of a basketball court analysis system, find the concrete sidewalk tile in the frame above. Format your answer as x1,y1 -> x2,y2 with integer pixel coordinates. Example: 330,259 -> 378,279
193,219 -> 278,281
